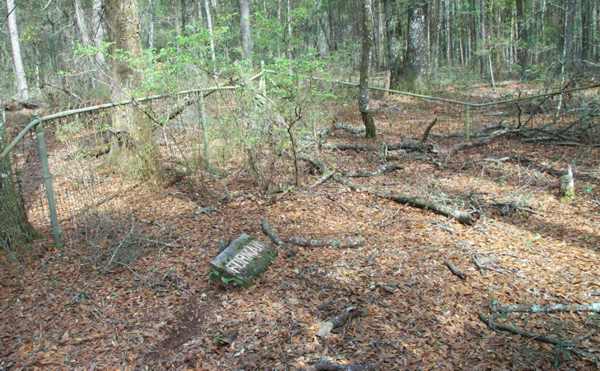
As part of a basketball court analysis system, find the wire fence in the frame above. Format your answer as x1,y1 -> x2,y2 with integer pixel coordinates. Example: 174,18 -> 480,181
1,69 -> 598,257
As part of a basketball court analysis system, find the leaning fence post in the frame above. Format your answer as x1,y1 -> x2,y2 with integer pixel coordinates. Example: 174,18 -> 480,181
35,121 -> 63,246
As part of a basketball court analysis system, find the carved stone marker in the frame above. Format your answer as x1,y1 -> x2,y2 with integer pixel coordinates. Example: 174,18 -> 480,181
210,234 -> 277,286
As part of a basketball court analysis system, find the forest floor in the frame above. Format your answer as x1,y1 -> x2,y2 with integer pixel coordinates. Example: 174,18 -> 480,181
1,84 -> 600,370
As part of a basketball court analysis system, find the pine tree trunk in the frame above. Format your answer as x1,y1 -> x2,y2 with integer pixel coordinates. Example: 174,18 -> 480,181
204,0 -> 217,73
6,0 -> 28,101
105,0 -> 159,178
1,110 -> 35,250
239,0 -> 253,60
515,0 -> 528,70
359,0 -> 376,138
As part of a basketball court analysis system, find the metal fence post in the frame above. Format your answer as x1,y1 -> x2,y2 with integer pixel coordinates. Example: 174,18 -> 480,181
259,60 -> 266,96
197,93 -> 211,171
35,121 -> 63,246
464,106 -> 472,141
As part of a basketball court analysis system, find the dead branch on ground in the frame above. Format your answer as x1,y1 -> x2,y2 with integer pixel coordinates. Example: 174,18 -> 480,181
444,260 -> 467,280
311,359 -> 372,371
479,313 -> 599,363
421,117 -> 439,144
299,155 -> 477,225
492,302 -> 600,314
343,163 -> 401,177
285,236 -> 365,248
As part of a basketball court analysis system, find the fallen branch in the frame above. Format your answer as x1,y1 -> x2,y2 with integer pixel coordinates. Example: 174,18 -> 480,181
335,175 -> 477,225
317,306 -> 364,338
312,360 -> 372,371
493,302 -> 600,314
344,163 -> 401,178
444,260 -> 467,280
299,155 -> 477,225
421,117 -> 439,144
284,236 -> 365,248
260,218 -> 285,247
479,313 -> 599,363
324,140 -> 429,153
334,122 -> 365,135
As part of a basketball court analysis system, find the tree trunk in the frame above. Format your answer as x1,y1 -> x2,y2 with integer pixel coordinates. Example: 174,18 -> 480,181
92,0 -> 107,66
515,0 -> 528,70
74,0 -> 92,47
239,0 -> 253,61
581,0 -> 592,60
1,109 -> 35,250
287,0 -> 293,61
204,0 -> 217,73
383,0 -> 393,68
359,0 -> 376,138
105,0 -> 159,178
391,3 -> 428,91
6,0 -> 29,101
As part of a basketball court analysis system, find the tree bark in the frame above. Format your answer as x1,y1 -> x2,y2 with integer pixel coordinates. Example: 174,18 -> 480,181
105,0 -> 158,177
515,0 -> 527,69
239,0 -> 253,61
391,3 -> 428,91
204,0 -> 217,73
6,0 -> 29,101
0,108 -> 35,250
359,0 -> 376,138
92,0 -> 107,66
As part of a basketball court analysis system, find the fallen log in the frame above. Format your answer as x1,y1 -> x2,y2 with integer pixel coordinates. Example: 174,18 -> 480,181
444,260 -> 467,280
285,236 -> 365,248
479,313 -> 598,362
493,302 -> 600,314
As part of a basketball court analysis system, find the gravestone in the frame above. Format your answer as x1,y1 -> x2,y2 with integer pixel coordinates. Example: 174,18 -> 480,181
210,234 -> 277,286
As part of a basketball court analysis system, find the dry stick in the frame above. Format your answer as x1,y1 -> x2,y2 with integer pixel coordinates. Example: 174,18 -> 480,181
334,175 -> 477,225
284,236 -> 365,248
494,302 -> 600,314
334,122 -> 366,135
420,117 -> 439,144
444,260 -> 467,280
260,218 -> 284,247
299,155 -> 476,225
343,163 -> 402,178
312,360 -> 372,371
479,313 -> 599,363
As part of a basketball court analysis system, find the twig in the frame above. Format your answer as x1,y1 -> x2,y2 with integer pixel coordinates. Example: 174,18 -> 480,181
343,163 -> 401,178
260,218 -> 284,247
284,236 -> 365,248
444,260 -> 467,280
312,359 -> 372,371
421,117 -> 438,144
